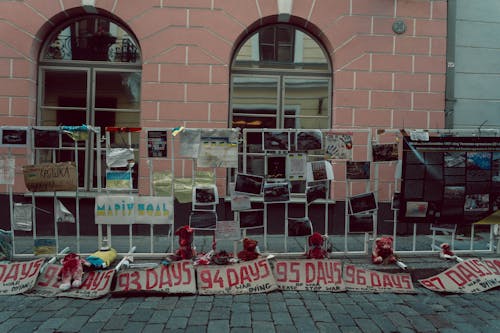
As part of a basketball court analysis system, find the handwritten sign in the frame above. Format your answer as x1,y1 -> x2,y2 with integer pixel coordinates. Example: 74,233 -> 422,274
419,258 -> 500,293
26,264 -> 114,299
0,259 -> 44,295
273,259 -> 345,292
114,261 -> 196,294
23,162 -> 77,192
196,259 -> 278,295
343,264 -> 415,293
95,195 -> 174,225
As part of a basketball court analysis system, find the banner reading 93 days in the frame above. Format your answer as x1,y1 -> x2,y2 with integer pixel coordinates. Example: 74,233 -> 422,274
419,258 -> 500,293
272,259 -> 345,292
196,258 -> 278,295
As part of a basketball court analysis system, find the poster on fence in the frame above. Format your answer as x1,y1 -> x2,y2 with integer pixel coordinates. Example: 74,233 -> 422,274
196,258 -> 278,295
0,259 -> 44,295
343,264 -> 415,293
26,264 -> 114,299
114,261 -> 196,294
95,195 -> 174,225
272,259 -> 345,292
0,156 -> 15,185
23,162 -> 77,192
419,258 -> 500,293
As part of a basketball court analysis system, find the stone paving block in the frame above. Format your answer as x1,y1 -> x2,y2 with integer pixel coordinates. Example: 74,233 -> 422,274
369,314 -> 398,332
284,298 -> 303,306
438,329 -> 461,333
230,327 -> 251,333
304,299 -> 326,310
207,319 -> 230,333
395,304 -> 420,316
269,301 -> 287,313
0,311 -> 16,322
193,301 -> 213,311
89,308 -> 116,322
42,298 -> 73,311
252,320 -> 276,332
148,309 -> 171,324
115,301 -> 139,315
408,315 -> 437,332
267,292 -> 284,301
338,325 -> 362,333
121,321 -> 146,333
250,303 -> 269,312
142,323 -> 165,333
331,313 -> 356,327
55,306 -> 79,317
74,302 -> 103,316
311,310 -> 333,323
252,311 -> 272,322
325,303 -> 347,314
354,318 -> 382,333
293,317 -> 317,332
138,297 -> 162,309
11,307 -> 39,318
453,322 -> 480,333
188,310 -> 210,326
316,322 -> 341,333
9,321 -> 42,333
103,315 -> 129,330
185,325 -> 208,333
57,315 -> 90,332
232,294 -> 249,302
209,306 -> 230,320
165,316 -> 188,329
79,321 -> 106,333
423,314 -> 454,329
230,312 -> 251,327
386,312 -> 412,328
130,308 -> 153,322
37,317 -> 66,330
249,294 -> 268,303
288,305 -> 310,318
466,306 -> 496,320
275,325 -> 298,333
271,312 -> 293,325
343,304 -> 368,319
230,302 -> 249,312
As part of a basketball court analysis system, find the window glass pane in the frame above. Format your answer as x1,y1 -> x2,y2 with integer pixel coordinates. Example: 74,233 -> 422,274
95,71 -> 141,109
43,16 -> 140,63
42,70 -> 87,107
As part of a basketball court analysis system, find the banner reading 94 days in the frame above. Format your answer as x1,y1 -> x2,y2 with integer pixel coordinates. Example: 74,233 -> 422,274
419,258 -> 500,293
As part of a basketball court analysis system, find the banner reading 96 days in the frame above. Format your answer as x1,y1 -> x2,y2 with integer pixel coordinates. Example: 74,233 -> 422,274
419,258 -> 500,293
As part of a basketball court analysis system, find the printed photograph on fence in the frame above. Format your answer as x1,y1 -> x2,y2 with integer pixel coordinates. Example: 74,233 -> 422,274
147,130 -> 168,158
348,214 -> 374,233
216,220 -> 241,241
263,182 -> 290,203
346,161 -> 371,180
492,152 -> 500,182
405,201 -> 428,218
266,155 -> 286,179
193,185 -> 218,205
106,147 -> 135,168
33,128 -> 59,148
466,152 -> 491,181
444,152 -> 466,168
287,217 -> 313,237
348,192 -> 377,214
234,173 -> 264,196
179,128 -> 201,158
0,156 -> 14,185
239,210 -> 263,229
464,194 -> 489,212
372,143 -> 399,162
273,259 -> 345,292
263,131 -> 289,151
197,139 -> 238,168
306,182 -> 327,204
189,211 -> 217,229
296,130 -> 323,151
286,153 -> 306,181
1,126 -> 28,147
324,133 -> 352,160
230,193 -> 251,211
306,160 -> 334,182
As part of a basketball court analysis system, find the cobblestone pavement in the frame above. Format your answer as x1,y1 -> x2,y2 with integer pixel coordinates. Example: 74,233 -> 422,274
1,286 -> 499,333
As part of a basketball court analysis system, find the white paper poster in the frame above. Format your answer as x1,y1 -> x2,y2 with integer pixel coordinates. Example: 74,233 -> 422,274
306,160 -> 334,182
0,156 -> 15,185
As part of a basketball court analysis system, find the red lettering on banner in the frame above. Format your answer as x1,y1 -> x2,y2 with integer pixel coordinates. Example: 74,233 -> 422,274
4,263 -> 19,282
171,262 -> 183,286
240,266 -> 252,285
445,269 -> 467,287
0,264 -> 5,281
226,268 -> 238,287
199,270 -> 212,289
316,261 -> 327,284
456,265 -> 478,283
289,262 -> 300,282
118,273 -> 131,291
305,262 -> 315,283
391,275 -> 403,289
357,268 -> 366,285
181,261 -> 192,285
258,259 -> 270,278
333,261 -> 342,284
37,265 -> 60,287
382,274 -> 394,288
401,275 -> 412,289
468,259 -> 490,277
159,265 -> 172,289
146,269 -> 157,289
274,262 -> 287,282
420,276 -> 445,291
370,272 -> 381,287
484,259 -> 500,275
213,270 -> 224,288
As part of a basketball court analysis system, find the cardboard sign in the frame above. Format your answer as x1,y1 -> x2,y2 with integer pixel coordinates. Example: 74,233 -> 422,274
95,195 -> 174,225
196,259 -> 278,295
23,162 -> 77,192
26,264 -> 114,299
419,258 -> 500,293
114,261 -> 196,294
0,259 -> 44,295
343,264 -> 415,293
273,259 -> 345,292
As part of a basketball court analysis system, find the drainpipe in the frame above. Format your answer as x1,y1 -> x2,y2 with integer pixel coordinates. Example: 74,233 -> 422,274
445,0 -> 457,129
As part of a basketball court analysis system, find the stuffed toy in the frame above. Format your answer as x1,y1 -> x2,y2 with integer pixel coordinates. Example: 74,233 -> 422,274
307,232 -> 328,259
174,225 -> 196,260
440,243 -> 454,258
86,246 -> 117,269
237,238 -> 260,261
59,252 -> 84,291
372,236 -> 397,264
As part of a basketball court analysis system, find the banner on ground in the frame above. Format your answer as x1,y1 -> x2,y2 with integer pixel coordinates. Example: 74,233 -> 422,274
196,258 -> 278,295
25,264 -> 115,299
95,195 -> 174,225
0,259 -> 44,295
272,259 -> 345,292
114,260 -> 196,294
419,258 -> 500,293
343,264 -> 415,293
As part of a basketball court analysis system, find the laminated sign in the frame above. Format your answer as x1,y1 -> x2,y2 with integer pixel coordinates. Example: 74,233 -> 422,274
23,162 -> 77,192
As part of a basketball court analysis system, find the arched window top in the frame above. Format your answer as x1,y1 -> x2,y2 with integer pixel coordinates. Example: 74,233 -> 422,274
41,15 -> 141,63
233,24 -> 329,72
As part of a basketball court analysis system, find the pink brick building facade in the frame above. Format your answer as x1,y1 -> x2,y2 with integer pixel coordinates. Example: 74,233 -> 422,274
0,0 -> 447,198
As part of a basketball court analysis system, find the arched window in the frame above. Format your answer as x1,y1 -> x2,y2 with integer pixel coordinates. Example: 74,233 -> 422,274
38,15 -> 141,190
230,24 -> 332,178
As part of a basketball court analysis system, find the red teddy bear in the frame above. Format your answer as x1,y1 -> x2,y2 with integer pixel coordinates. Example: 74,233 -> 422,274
307,232 -> 328,259
237,238 -> 260,261
174,225 -> 196,260
58,252 -> 84,291
372,236 -> 397,264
